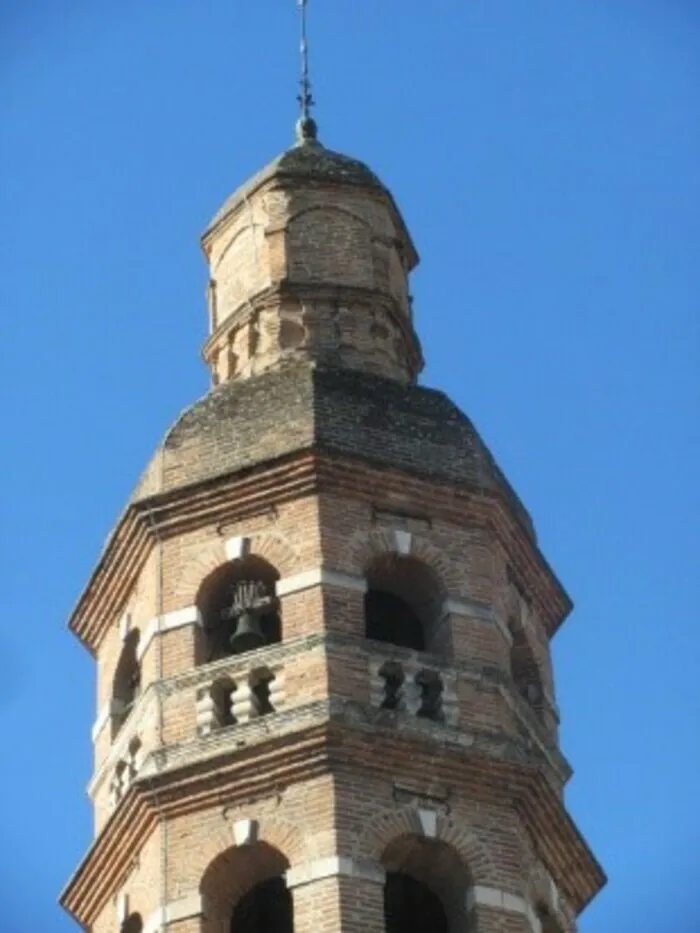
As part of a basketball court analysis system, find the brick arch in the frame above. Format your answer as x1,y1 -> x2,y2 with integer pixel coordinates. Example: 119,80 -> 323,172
171,542 -> 228,606
351,804 -> 497,885
214,222 -> 265,268
115,875 -> 155,928
341,527 -> 458,600
507,608 -> 549,715
527,862 -> 553,914
194,813 -> 313,917
205,813 -> 314,873
171,531 -> 300,605
286,204 -> 372,231
286,207 -> 373,287
245,531 -> 300,577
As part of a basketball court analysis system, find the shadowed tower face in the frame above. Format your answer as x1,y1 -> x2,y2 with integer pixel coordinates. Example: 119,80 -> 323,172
60,17 -> 604,932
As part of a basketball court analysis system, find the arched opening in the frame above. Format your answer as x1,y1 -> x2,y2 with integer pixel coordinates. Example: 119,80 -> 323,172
382,834 -> 472,933
384,872 -> 448,933
230,876 -> 292,933
508,620 -> 545,722
364,555 -> 447,655
200,841 -> 292,933
112,629 -> 141,739
537,903 -> 563,933
121,914 -> 143,933
196,557 -> 281,665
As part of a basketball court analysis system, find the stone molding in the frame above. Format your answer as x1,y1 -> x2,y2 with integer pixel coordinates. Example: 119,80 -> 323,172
138,606 -> 202,661
63,720 -> 603,928
91,699 -> 121,742
286,856 -> 385,889
68,448 -> 572,653
444,597 -> 512,644
134,878 -> 546,932
142,894 -> 204,933
466,886 -> 543,933
276,567 -> 367,597
91,630 -> 569,791
91,606 -> 200,743
88,687 -> 157,799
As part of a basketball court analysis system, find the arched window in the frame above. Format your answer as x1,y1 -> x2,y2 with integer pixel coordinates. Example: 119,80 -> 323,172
537,903 -> 564,933
112,629 -> 141,739
382,835 -> 472,933
384,872 -> 448,933
508,620 -> 545,722
364,555 -> 448,655
200,841 -> 292,933
121,914 -> 143,933
230,876 -> 293,933
196,557 -> 281,665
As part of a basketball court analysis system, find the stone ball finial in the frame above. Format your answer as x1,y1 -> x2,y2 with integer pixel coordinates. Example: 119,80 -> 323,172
295,115 -> 319,145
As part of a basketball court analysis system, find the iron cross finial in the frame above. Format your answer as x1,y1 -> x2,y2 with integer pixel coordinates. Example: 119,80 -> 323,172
296,0 -> 318,143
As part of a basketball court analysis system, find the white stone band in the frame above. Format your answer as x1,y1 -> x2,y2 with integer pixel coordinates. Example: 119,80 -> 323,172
466,886 -> 542,933
91,699 -> 120,741
445,598 -> 512,644
286,856 -> 385,889
276,568 -> 367,598
142,894 -> 204,933
138,605 -> 202,660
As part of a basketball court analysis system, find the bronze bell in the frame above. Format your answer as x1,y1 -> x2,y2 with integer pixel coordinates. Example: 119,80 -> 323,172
229,609 -> 266,655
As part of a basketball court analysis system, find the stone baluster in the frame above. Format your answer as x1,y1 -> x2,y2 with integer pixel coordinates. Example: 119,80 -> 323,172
267,670 -> 284,712
441,673 -> 458,727
196,685 -> 219,736
232,681 -> 255,724
401,667 -> 423,717
369,660 -> 387,709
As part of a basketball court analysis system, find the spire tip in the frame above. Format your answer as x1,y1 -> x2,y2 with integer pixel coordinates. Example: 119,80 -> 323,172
296,0 -> 318,142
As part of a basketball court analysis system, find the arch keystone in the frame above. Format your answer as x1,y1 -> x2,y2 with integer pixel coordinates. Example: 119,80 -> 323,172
418,807 -> 438,838
233,818 -> 259,846
225,535 -> 251,561
116,893 -> 129,926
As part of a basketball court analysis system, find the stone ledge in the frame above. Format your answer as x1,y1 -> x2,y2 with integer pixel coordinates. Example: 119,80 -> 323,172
88,688 -> 158,799
141,700 -> 331,780
286,856 -> 385,889
91,699 -> 122,742
142,894 -> 204,933
92,631 -> 569,793
466,886 -> 542,933
277,567 -> 367,597
138,605 -> 202,661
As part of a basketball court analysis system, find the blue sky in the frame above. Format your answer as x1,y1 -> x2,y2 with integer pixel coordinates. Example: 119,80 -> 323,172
0,2 -> 697,931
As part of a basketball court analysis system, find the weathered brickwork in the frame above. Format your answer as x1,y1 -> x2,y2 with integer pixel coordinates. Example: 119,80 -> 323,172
62,132 -> 603,932
201,145 -> 420,388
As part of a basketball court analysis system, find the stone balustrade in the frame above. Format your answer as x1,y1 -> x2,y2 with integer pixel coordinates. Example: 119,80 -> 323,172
195,663 -> 285,737
108,737 -> 143,810
369,656 -> 458,727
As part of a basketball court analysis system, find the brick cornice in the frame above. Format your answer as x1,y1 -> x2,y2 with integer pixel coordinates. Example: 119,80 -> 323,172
60,724 -> 331,928
69,448 -> 572,654
201,281 -> 424,380
62,712 -> 602,927
313,457 -> 572,636
69,453 -> 320,653
323,724 -> 605,914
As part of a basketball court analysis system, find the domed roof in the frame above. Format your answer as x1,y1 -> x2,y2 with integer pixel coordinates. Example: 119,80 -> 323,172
130,361 -> 536,544
203,139 -> 394,241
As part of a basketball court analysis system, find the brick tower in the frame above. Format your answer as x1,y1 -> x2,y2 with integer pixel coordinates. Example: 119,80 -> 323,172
61,111 -> 605,933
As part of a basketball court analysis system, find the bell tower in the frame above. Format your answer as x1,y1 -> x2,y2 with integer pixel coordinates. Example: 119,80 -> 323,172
60,19 -> 604,933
